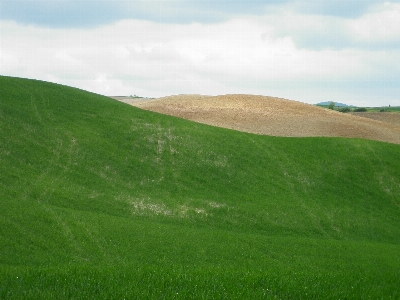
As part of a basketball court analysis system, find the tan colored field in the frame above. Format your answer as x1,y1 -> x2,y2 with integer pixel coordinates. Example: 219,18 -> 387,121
350,112 -> 400,127
115,94 -> 400,145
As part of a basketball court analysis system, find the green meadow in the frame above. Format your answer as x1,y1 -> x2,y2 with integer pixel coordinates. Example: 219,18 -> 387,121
1,76 -> 400,299
368,107 -> 400,112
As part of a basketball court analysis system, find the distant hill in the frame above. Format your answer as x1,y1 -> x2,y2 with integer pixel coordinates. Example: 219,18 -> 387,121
316,101 -> 354,107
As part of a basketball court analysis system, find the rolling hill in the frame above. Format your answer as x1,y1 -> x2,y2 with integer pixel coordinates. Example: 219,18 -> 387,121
1,76 -> 400,299
130,94 -> 400,145
316,101 -> 352,107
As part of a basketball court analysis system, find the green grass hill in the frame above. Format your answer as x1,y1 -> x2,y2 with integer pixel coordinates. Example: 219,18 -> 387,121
1,76 -> 400,299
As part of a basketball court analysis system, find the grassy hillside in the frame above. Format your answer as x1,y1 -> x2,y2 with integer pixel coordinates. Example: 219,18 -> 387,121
1,76 -> 400,299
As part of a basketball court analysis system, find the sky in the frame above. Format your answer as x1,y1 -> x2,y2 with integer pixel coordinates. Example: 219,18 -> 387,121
1,0 -> 400,106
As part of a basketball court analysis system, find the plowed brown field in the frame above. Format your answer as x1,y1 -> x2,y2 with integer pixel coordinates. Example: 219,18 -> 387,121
115,94 -> 400,145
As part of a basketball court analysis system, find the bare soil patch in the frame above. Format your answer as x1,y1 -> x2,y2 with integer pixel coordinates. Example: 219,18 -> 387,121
118,94 -> 400,145
350,112 -> 400,127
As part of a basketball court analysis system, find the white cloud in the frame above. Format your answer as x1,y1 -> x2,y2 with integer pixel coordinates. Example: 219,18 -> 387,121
266,2 -> 400,50
348,2 -> 400,43
1,7 -> 400,106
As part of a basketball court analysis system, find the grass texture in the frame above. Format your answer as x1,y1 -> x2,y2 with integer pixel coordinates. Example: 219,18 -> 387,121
1,76 -> 400,299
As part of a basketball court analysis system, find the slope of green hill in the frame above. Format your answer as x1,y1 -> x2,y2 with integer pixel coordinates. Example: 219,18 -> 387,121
1,76 -> 400,299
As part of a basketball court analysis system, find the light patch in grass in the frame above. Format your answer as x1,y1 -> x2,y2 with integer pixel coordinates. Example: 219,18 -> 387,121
196,149 -> 228,167
0,148 -> 11,156
139,176 -> 164,186
177,205 -> 208,218
208,201 -> 228,209
144,126 -> 181,158
88,191 -> 100,199
296,174 -> 314,187
131,198 -> 212,218
132,199 -> 173,216
377,173 -> 400,196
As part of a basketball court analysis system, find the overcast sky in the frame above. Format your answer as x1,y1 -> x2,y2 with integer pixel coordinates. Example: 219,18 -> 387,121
1,0 -> 400,106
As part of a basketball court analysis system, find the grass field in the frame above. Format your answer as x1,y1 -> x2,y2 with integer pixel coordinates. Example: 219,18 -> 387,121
1,76 -> 400,299
368,107 -> 400,112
